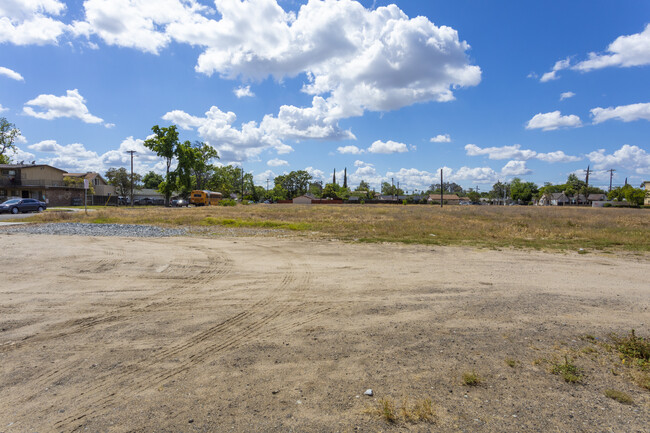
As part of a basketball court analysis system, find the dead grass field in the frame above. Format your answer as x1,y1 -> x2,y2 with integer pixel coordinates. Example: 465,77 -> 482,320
30,204 -> 650,252
0,234 -> 648,432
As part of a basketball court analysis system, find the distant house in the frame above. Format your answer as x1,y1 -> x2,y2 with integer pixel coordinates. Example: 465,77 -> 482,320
0,163 -> 85,205
644,181 -> 650,206
427,194 -> 461,205
539,192 -> 569,206
293,194 -> 316,204
588,193 -> 607,202
64,172 -> 116,196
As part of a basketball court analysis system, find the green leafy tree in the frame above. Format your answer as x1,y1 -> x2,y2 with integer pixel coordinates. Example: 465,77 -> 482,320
274,170 -> 312,199
143,171 -> 164,190
489,181 -> 508,201
105,167 -> 142,200
467,191 -> 480,203
356,180 -> 370,192
381,182 -> 403,196
609,185 -> 646,206
322,182 -> 341,199
63,176 -> 95,194
509,177 -> 538,204
308,181 -> 323,197
190,141 -> 219,190
0,118 -> 21,164
208,165 -> 250,198
144,125 -> 180,205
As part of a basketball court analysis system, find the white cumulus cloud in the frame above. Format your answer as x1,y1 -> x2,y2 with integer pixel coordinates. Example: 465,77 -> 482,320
0,66 -> 24,81
0,0 -> 68,45
560,91 -> 575,100
430,134 -> 451,143
586,144 -> 650,174
540,57 -> 571,82
234,85 -> 255,98
466,143 -> 581,163
465,143 -> 537,160
526,111 -> 582,131
337,145 -> 364,155
535,151 -> 581,163
367,140 -> 408,154
23,89 -> 103,124
267,158 -> 288,167
501,160 -> 531,176
590,102 -> 650,124
573,24 -> 650,71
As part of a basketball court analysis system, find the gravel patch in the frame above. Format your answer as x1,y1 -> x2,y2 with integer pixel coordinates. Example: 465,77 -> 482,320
1,223 -> 187,237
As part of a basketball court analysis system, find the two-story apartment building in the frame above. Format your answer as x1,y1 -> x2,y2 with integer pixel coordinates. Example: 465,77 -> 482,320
0,163 -> 84,205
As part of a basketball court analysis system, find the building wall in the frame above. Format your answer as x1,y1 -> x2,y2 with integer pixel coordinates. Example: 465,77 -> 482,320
293,196 -> 313,204
21,166 -> 65,185
94,183 -> 116,196
644,181 -> 650,206
45,188 -> 85,206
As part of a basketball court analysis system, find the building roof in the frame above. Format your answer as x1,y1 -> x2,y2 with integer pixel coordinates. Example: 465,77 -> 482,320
428,194 -> 461,200
0,163 -> 66,172
64,172 -> 109,184
588,193 -> 607,200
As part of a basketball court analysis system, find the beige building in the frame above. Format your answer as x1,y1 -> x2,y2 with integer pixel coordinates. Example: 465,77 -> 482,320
1,163 -> 67,201
644,181 -> 650,206
64,172 -> 116,196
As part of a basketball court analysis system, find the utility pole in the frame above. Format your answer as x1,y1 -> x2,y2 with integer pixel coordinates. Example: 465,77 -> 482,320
266,178 -> 270,192
585,165 -> 590,205
241,166 -> 244,199
391,177 -> 394,202
607,169 -> 615,192
440,169 -> 443,208
126,150 -> 136,207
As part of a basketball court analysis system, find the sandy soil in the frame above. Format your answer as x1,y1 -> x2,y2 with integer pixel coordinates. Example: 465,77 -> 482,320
0,233 -> 648,432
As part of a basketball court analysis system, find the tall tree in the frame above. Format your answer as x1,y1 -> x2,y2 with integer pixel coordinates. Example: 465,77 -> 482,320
274,170 -> 312,199
0,118 -> 21,164
333,168 -> 336,185
190,141 -> 219,190
105,167 -> 142,200
144,125 -> 179,205
343,167 -> 347,188
356,180 -> 370,192
142,171 -> 164,190
509,177 -> 538,204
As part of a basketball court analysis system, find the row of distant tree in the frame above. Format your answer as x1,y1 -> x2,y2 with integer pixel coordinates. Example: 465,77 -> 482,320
0,118 -> 645,206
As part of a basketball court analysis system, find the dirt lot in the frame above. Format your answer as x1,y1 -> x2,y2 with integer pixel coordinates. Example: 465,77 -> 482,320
1,233 -> 648,432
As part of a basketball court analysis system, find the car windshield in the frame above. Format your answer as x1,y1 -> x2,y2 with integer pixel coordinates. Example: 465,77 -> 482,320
2,199 -> 20,204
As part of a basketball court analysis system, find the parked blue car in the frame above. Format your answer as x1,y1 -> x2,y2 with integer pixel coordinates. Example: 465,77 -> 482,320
0,198 -> 47,214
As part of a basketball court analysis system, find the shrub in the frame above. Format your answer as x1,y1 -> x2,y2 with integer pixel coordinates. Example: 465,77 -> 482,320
604,389 -> 634,404
462,371 -> 482,386
218,199 -> 237,206
551,356 -> 582,383
603,203 -> 612,208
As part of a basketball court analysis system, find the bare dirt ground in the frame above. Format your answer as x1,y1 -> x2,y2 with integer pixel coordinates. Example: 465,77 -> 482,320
1,233 -> 648,432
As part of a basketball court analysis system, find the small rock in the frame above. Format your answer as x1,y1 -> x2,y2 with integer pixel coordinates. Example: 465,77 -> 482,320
272,390 -> 280,395
188,419 -> 194,423
364,389 -> 373,396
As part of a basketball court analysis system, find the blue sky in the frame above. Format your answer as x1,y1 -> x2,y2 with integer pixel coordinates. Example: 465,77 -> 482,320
1,0 -> 649,192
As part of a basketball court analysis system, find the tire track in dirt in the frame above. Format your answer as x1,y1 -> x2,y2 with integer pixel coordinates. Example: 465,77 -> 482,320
50,247 -> 327,432
3,243 -> 235,399
2,243 -> 234,356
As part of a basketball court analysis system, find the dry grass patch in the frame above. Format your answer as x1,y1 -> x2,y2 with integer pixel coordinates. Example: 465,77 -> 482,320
23,204 -> 650,252
603,389 -> 634,404
365,396 -> 436,424
462,371 -> 482,386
